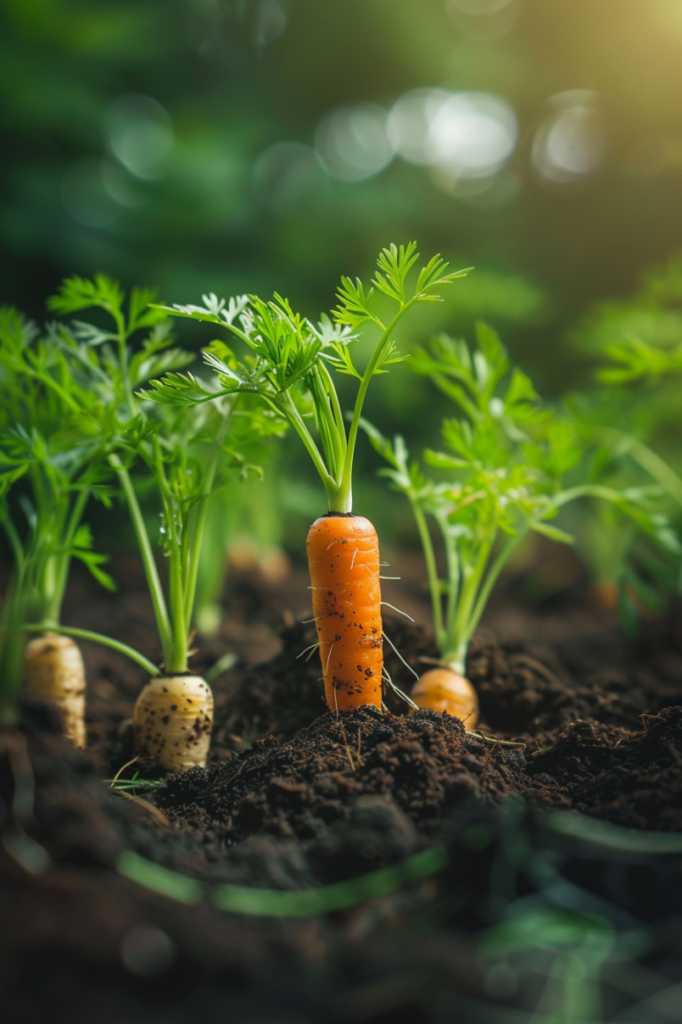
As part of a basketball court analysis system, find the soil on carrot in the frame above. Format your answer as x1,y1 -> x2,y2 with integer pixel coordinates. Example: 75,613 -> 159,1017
5,556 -> 682,1021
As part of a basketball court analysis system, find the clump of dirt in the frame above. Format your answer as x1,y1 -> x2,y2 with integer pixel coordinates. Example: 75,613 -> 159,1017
530,706 -> 682,831
159,707 -> 563,857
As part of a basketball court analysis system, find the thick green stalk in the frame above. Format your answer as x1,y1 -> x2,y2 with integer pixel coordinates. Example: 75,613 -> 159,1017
182,404 -> 234,627
1,516 -> 25,576
167,528 -> 188,673
43,487 -> 90,625
150,436 -> 188,674
109,454 -> 173,660
443,533 -> 494,671
336,299 -> 418,512
435,509 -> 461,647
278,392 -> 337,503
311,368 -> 345,481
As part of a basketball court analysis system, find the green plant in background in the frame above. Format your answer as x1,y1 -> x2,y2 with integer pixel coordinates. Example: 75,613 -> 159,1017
46,273 -> 286,769
0,471 -> 30,725
363,325 -> 674,723
0,272 -> 290,764
194,444 -> 287,637
564,255 -> 682,620
41,272 -> 278,770
0,303 -> 124,743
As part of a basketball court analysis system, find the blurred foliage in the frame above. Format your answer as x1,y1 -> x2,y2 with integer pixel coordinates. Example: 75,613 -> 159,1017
5,0 -> 682,556
5,0 -> 682,369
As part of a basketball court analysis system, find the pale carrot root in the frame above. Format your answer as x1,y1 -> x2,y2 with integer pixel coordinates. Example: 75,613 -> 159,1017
411,668 -> 479,730
24,633 -> 87,747
133,675 -> 213,772
306,514 -> 383,712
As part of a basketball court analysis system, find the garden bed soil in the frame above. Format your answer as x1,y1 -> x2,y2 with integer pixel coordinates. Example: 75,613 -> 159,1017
4,555 -> 682,1020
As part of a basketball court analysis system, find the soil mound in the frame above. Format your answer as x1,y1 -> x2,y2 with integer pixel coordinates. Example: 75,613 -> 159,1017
160,707 -> 557,850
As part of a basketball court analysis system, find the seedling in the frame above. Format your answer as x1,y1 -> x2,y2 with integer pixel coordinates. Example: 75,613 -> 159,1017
48,274 -> 283,769
566,261 -> 682,618
0,303 -> 123,743
141,243 -> 471,713
363,325 -> 669,723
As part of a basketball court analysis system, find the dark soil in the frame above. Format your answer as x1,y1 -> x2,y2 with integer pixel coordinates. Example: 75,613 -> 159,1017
5,556 -> 682,1021
157,707 -> 555,886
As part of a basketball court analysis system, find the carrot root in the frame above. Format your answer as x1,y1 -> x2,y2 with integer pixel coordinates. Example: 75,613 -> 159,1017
24,633 -> 87,747
411,667 -> 479,730
133,675 -> 213,772
306,514 -> 383,712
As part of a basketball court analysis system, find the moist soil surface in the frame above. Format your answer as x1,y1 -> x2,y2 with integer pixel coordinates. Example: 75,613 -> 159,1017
4,554 -> 682,1021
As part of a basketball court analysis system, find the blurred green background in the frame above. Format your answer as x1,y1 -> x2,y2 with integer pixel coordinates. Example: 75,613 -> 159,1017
4,0 -> 682,548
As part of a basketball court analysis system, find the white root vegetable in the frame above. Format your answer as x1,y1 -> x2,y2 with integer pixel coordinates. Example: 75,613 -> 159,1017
411,667 -> 479,731
133,675 -> 213,773
24,633 -> 87,747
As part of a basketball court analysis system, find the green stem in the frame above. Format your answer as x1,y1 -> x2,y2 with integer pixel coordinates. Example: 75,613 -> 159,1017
44,486 -> 90,625
183,401 -> 235,627
443,533 -> 494,671
1,516 -> 26,575
278,393 -> 337,502
337,300 -> 418,513
20,623 -> 160,676
551,483 -> 626,508
310,368 -> 340,481
167,532 -> 187,673
620,434 -> 682,509
467,531 -> 525,644
24,367 -> 80,414
408,492 -> 444,648
318,363 -> 347,476
435,509 -> 461,646
109,454 -> 173,660
151,436 -> 187,674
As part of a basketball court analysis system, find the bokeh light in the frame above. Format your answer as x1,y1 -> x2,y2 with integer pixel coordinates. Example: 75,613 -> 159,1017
105,95 -> 174,181
532,90 -> 606,184
388,88 -> 517,190
428,92 -> 517,179
387,89 -> 452,166
446,0 -> 515,14
254,0 -> 288,46
315,103 -> 395,183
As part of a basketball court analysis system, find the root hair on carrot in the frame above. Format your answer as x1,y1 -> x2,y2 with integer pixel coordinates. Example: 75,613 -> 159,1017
382,664 -> 419,711
382,630 -> 419,681
296,642 -> 320,661
380,601 -> 415,622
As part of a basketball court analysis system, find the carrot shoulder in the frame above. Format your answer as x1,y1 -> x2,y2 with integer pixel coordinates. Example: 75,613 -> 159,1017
306,514 -> 383,712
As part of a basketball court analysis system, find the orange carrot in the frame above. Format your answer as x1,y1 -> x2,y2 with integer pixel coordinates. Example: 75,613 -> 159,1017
307,514 -> 383,712
411,668 -> 479,730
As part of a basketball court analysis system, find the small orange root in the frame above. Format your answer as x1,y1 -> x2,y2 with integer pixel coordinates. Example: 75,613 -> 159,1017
411,668 -> 479,730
